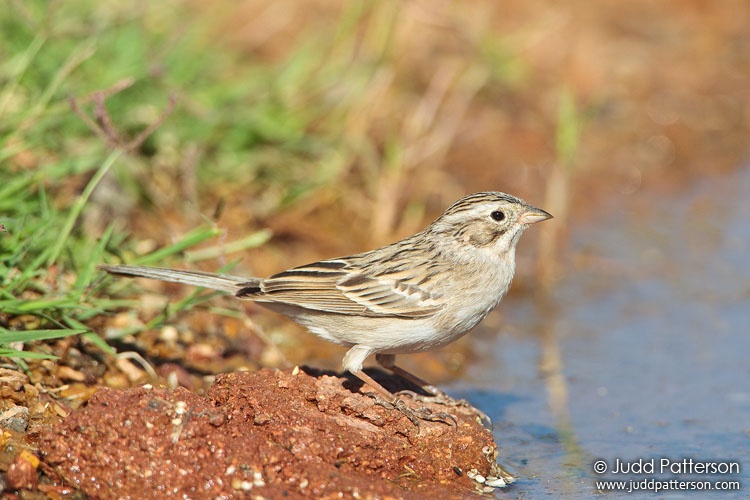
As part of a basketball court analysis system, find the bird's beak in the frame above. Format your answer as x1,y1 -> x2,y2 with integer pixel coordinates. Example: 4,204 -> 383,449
519,206 -> 553,224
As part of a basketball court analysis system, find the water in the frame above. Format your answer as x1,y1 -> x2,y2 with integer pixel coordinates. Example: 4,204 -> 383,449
456,168 -> 750,498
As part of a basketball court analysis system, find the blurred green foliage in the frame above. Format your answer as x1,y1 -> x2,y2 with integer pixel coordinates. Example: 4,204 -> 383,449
0,0 -> 354,357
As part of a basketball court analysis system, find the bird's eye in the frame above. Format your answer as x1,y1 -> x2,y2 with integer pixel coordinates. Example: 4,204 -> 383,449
490,210 -> 505,222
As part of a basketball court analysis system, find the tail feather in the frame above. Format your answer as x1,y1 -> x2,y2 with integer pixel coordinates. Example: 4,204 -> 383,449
99,264 -> 259,294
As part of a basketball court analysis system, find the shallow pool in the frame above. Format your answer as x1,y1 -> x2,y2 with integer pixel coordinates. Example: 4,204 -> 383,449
455,168 -> 750,498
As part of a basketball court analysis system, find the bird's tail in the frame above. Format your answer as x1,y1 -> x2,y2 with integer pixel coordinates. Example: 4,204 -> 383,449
99,264 -> 259,294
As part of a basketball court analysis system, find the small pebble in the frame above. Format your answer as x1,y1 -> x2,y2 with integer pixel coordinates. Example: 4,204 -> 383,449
57,366 -> 86,382
208,410 -> 226,427
231,479 -> 253,491
485,476 -> 507,488
0,406 -> 29,433
253,470 -> 265,487
115,358 -> 146,383
6,450 -> 39,490
53,404 -> 68,418
174,401 -> 188,415
160,325 -> 179,343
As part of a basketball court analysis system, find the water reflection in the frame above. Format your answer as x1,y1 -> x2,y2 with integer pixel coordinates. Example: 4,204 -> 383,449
457,168 -> 750,497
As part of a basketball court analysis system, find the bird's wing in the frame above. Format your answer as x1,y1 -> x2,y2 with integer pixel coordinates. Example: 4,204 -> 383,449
336,272 -> 443,317
238,259 -> 443,318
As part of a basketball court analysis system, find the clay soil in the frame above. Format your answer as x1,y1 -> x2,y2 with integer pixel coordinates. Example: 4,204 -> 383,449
33,369 -> 507,499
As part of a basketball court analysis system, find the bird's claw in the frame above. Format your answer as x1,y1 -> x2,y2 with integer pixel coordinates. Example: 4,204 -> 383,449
369,394 -> 457,427
395,390 -> 492,427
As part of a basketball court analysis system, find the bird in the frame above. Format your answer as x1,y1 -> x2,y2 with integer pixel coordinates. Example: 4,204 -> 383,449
100,191 -> 552,425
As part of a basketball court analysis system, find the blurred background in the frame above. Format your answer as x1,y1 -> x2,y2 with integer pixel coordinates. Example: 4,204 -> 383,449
1,0 -> 749,496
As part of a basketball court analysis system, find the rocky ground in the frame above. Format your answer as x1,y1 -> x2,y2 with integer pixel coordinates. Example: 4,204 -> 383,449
6,367 -> 509,498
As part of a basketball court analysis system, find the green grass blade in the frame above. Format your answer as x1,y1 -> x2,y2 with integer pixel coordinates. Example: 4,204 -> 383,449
184,228 -> 272,262
47,149 -> 123,266
62,315 -> 116,356
82,332 -> 117,356
133,226 -> 223,265
73,224 -> 115,292
0,298 -> 78,314
0,32 -> 46,119
17,39 -> 97,132
0,349 -> 57,360
0,328 -> 86,344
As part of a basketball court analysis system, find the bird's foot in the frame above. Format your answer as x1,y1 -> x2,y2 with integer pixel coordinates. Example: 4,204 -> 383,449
367,393 -> 457,427
395,390 -> 492,427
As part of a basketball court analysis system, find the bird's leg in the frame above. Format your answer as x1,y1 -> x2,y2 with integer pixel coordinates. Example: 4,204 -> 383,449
342,345 -> 455,426
375,353 -> 448,398
375,353 -> 491,426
